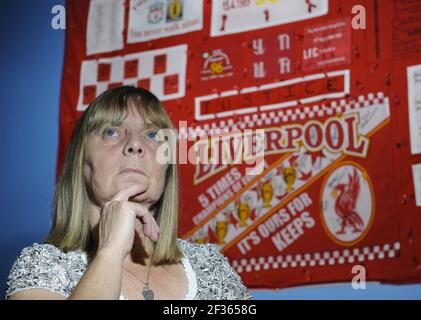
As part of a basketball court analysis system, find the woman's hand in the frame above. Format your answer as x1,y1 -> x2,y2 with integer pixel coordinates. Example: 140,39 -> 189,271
97,184 -> 160,260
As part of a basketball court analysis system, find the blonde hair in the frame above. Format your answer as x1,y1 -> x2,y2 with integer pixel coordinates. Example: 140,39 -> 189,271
46,86 -> 182,264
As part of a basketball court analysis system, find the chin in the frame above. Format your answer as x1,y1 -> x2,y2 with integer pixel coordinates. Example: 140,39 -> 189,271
130,193 -> 149,203
131,195 -> 156,211
116,178 -> 148,190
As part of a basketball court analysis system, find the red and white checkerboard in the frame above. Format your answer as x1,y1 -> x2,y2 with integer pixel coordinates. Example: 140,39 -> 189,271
231,242 -> 400,273
77,44 -> 187,111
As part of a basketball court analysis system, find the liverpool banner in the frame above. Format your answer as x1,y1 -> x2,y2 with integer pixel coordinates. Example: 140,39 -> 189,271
58,0 -> 421,289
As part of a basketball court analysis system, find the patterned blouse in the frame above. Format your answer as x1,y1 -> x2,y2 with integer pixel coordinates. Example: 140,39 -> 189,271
5,239 -> 252,300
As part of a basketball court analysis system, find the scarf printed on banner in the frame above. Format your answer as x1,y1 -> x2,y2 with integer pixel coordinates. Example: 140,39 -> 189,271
59,0 -> 421,289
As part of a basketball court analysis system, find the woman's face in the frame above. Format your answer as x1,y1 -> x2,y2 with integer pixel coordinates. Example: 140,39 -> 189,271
83,105 -> 168,209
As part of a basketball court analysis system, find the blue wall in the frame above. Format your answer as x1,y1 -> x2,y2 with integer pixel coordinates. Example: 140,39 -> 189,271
0,0 -> 420,300
0,0 -> 64,297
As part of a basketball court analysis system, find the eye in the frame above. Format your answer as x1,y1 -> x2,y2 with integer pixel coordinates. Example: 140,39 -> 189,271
146,130 -> 158,140
102,127 -> 119,138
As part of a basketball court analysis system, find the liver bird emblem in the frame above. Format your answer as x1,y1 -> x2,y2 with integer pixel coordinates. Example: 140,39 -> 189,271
332,169 -> 364,235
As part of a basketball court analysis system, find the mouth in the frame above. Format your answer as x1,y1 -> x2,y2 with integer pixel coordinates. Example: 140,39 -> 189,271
119,167 -> 147,176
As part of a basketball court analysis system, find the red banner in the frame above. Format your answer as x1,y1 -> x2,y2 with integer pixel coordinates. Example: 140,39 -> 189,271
59,0 -> 421,289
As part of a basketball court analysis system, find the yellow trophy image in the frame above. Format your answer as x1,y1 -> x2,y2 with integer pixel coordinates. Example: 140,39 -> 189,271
215,220 -> 229,245
282,154 -> 300,192
236,198 -> 251,227
283,166 -> 296,192
259,180 -> 274,208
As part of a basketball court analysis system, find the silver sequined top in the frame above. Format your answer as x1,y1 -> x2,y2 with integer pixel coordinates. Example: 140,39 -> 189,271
5,239 -> 251,300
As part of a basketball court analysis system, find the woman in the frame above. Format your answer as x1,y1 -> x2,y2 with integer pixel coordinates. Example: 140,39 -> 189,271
5,86 -> 251,300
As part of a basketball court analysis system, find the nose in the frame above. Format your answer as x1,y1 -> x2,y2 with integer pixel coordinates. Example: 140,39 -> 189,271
123,133 -> 144,156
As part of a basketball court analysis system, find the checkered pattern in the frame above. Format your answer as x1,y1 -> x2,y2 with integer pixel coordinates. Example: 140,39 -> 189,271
180,92 -> 388,139
77,44 -> 187,111
231,242 -> 400,273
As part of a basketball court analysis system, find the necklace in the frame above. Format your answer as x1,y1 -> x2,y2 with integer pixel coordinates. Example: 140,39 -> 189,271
141,259 -> 154,300
123,251 -> 155,300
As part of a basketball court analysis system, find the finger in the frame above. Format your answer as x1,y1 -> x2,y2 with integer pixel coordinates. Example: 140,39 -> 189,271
154,221 -> 161,241
144,219 -> 158,242
143,214 -> 159,242
150,220 -> 159,242
112,184 -> 148,202
154,219 -> 161,237
143,217 -> 152,239
123,202 -> 160,242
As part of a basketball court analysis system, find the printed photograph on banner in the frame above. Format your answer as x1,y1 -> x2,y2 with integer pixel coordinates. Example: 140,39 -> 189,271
407,64 -> 421,155
210,0 -> 329,37
302,17 -> 352,72
190,41 -> 243,95
77,44 -> 187,111
128,0 -> 203,43
244,30 -> 295,85
86,0 -> 125,55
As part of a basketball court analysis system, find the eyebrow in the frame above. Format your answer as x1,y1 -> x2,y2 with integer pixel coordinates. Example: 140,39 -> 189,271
100,120 -> 159,130
142,122 -> 159,130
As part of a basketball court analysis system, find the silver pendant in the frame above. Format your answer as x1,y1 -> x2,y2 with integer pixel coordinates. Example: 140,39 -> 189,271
141,284 -> 154,300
